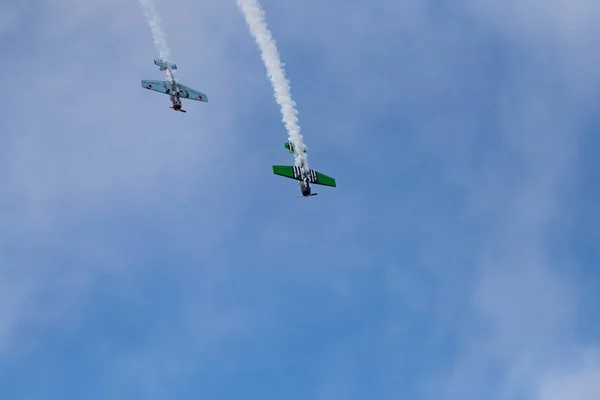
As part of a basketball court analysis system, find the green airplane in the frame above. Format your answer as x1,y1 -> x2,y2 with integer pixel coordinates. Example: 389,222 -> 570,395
273,142 -> 336,197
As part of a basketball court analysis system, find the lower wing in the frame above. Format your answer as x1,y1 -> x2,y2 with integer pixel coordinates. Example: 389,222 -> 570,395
141,80 -> 172,95
177,83 -> 208,102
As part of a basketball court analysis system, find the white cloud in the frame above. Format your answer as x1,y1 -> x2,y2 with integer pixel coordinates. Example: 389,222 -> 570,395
418,1 -> 600,399
536,351 -> 600,400
0,4 -> 18,35
262,1 -> 600,399
0,0 -> 253,361
465,0 -> 600,40
1,1 -> 599,398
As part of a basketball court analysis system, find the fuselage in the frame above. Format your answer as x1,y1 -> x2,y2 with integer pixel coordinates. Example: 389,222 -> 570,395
167,78 -> 183,111
170,94 -> 182,110
164,70 -> 182,111
300,177 -> 311,197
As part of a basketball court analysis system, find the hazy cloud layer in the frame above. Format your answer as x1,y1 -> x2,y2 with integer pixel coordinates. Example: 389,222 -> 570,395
0,0 -> 598,399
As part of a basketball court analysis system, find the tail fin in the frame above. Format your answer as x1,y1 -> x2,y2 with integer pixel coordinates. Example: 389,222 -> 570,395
154,58 -> 177,71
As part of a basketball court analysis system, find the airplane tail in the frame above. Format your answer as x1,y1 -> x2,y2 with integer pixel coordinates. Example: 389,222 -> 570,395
284,142 -> 306,154
154,58 -> 177,71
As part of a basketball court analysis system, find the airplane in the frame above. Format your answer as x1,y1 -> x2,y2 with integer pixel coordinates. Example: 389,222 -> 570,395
273,142 -> 336,197
141,58 -> 208,113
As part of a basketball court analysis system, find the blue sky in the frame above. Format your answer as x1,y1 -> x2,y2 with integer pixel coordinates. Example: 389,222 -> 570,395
1,0 -> 599,399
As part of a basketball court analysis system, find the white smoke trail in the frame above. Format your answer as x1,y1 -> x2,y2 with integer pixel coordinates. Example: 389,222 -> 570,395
137,0 -> 175,82
237,0 -> 309,171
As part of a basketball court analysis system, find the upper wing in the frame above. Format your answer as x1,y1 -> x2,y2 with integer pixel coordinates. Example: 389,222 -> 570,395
272,165 -> 337,187
141,80 -> 171,95
176,83 -> 208,102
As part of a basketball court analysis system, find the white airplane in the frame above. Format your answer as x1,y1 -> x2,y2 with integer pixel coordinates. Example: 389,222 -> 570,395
141,58 -> 208,113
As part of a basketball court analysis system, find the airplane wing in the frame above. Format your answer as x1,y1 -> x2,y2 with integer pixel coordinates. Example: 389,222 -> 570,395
272,165 -> 337,187
176,83 -> 208,102
141,80 -> 172,95
312,171 -> 336,187
273,165 -> 299,180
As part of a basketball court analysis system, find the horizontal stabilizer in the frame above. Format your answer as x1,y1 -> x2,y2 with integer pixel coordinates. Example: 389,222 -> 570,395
272,165 -> 336,187
154,58 -> 177,70
285,142 -> 306,154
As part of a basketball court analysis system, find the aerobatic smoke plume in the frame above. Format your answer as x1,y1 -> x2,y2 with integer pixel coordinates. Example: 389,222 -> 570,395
237,0 -> 309,171
137,0 -> 175,81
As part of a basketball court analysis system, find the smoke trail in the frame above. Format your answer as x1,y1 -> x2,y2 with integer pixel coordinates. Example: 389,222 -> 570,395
237,0 -> 309,171
137,0 -> 175,81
